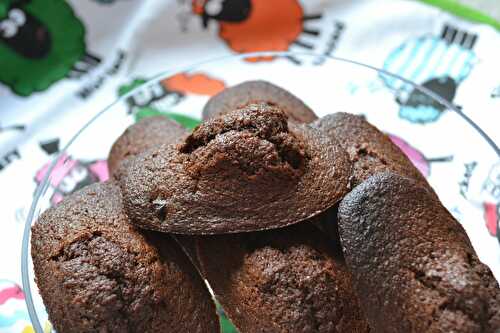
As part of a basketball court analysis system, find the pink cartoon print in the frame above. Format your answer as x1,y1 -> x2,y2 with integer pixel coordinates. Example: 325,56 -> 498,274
389,134 -> 453,177
35,153 -> 109,206
483,202 -> 499,238
482,162 -> 500,240
0,279 -> 53,332
0,280 -> 28,331
0,281 -> 23,305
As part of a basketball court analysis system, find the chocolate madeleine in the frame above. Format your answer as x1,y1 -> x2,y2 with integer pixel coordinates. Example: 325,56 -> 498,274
202,80 -> 317,123
32,182 -> 219,333
197,222 -> 370,333
108,116 -> 187,177
312,112 -> 429,187
119,103 -> 351,234
338,172 -> 500,332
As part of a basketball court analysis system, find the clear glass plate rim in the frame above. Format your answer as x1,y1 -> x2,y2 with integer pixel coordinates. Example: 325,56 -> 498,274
21,50 -> 500,333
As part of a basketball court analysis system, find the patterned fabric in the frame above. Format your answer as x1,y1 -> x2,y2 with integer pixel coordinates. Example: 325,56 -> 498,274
0,1 -> 499,331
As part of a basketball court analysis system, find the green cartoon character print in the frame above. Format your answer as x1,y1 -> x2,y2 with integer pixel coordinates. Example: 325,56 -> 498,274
0,0 -> 100,96
118,74 -> 230,129
118,78 -> 201,130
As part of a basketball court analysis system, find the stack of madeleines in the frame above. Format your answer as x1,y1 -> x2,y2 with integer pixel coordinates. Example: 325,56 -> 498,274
32,81 -> 500,333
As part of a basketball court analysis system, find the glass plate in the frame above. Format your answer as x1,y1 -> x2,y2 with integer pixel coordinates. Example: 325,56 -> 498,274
22,51 -> 500,333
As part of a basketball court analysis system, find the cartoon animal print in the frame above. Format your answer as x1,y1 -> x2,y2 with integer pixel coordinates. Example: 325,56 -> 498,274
191,0 -> 322,63
0,280 -> 52,333
0,280 -> 27,332
39,138 -> 59,155
91,0 -> 121,4
473,162 -> 500,243
119,73 -> 225,128
0,0 -> 100,96
166,72 -> 226,95
119,77 -> 185,114
0,280 -> 23,305
35,153 -> 108,206
492,85 -> 500,98
0,122 -> 25,133
381,24 -> 478,123
483,202 -> 499,241
483,162 -> 500,201
0,148 -> 20,171
217,303 -> 238,333
389,134 -> 453,177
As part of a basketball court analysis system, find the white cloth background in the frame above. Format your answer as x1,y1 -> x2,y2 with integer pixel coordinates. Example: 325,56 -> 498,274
0,0 -> 499,331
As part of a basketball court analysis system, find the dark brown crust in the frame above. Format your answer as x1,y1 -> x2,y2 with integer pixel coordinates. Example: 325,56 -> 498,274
197,222 -> 370,333
338,172 -> 500,333
312,113 -> 429,188
119,103 -> 351,234
202,80 -> 318,124
108,116 -> 187,177
31,182 -> 219,333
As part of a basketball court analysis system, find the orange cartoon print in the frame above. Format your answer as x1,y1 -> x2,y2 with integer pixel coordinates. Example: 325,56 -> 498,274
192,0 -> 321,62
162,73 -> 225,96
